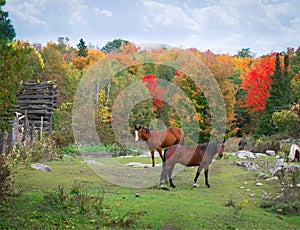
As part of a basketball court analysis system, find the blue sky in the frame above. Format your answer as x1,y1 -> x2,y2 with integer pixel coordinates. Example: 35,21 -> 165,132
4,0 -> 300,56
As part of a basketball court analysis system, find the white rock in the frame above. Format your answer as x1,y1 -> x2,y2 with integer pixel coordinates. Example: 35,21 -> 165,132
266,150 -> 276,156
236,150 -> 257,159
31,163 -> 51,172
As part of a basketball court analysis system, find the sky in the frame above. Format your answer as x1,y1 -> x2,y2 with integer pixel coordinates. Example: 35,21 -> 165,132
4,0 -> 300,56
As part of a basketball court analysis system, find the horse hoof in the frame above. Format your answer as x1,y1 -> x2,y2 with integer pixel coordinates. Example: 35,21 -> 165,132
160,184 -> 169,190
193,183 -> 199,187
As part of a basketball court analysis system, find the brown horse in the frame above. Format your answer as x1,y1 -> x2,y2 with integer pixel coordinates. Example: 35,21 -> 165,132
135,125 -> 184,167
160,140 -> 225,188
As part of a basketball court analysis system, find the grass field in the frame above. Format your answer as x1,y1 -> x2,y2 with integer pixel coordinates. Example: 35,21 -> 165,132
0,154 -> 299,229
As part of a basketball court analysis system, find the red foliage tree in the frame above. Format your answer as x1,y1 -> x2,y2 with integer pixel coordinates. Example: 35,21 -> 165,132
142,75 -> 165,112
241,55 -> 276,111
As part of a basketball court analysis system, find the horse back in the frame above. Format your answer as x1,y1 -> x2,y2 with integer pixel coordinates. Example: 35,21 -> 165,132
168,127 -> 184,144
164,144 -> 204,167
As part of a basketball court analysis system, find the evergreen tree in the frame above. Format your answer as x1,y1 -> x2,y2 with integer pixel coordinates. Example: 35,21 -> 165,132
0,0 -> 15,42
258,53 -> 292,135
101,38 -> 128,53
76,38 -> 88,57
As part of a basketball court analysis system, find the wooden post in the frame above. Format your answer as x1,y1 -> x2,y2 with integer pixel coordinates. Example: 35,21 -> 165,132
30,125 -> 35,144
12,115 -> 19,148
22,110 -> 29,146
39,116 -> 43,141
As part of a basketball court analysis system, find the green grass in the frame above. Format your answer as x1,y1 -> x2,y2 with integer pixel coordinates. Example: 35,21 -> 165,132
1,155 -> 299,229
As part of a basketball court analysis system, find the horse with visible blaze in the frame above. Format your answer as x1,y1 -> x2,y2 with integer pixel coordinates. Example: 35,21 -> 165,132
135,125 -> 184,167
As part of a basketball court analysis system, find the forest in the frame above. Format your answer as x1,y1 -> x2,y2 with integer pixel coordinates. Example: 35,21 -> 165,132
1,1 -> 300,229
1,23 -> 300,150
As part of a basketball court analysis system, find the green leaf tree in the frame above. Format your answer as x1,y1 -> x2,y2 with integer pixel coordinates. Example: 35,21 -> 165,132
101,38 -> 128,54
0,0 -> 15,42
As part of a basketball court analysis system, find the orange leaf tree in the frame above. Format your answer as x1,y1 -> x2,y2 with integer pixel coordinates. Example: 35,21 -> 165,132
241,55 -> 276,111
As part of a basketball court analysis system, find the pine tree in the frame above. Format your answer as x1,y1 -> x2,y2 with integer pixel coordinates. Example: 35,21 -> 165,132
76,38 -> 88,57
258,53 -> 292,135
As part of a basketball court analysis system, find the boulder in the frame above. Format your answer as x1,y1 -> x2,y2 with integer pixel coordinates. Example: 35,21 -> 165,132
31,163 -> 51,172
233,161 -> 260,171
235,150 -> 257,159
266,150 -> 276,156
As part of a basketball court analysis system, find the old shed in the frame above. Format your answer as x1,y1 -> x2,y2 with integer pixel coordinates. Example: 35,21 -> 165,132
14,81 -> 58,131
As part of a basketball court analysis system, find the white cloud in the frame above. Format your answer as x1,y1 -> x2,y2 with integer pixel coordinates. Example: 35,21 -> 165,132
143,0 -> 199,31
6,0 -> 46,25
4,0 -> 299,55
100,9 -> 113,17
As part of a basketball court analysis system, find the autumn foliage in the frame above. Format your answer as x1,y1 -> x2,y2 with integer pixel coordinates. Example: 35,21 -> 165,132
241,55 -> 276,111
141,75 -> 165,112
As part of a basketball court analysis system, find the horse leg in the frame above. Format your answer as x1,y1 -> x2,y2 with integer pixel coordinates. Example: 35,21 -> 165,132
204,168 -> 210,188
157,147 -> 163,160
193,166 -> 203,187
151,150 -> 155,167
160,160 -> 167,185
168,164 -> 176,188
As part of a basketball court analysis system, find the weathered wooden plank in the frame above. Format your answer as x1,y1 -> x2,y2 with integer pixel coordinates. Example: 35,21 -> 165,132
28,116 -> 51,121
29,120 -> 51,126
16,100 -> 53,105
21,84 -> 57,90
17,94 -> 55,100
17,90 -> 57,95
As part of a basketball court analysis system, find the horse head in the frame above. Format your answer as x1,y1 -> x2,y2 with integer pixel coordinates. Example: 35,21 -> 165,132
217,139 -> 225,158
134,125 -> 151,142
134,125 -> 141,142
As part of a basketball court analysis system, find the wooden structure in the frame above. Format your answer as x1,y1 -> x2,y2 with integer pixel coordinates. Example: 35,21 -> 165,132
14,81 -> 58,131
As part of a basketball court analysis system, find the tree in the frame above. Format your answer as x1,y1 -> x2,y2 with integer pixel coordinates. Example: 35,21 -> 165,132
235,48 -> 254,58
0,0 -> 15,42
241,55 -> 275,111
0,42 -> 34,132
258,53 -> 292,135
142,75 -> 165,114
101,39 -> 128,53
272,104 -> 300,138
76,38 -> 88,57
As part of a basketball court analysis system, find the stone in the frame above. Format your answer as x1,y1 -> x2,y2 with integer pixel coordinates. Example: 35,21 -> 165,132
31,163 -> 51,172
257,172 -> 269,179
266,150 -> 276,156
233,161 -> 260,171
235,150 -> 257,160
